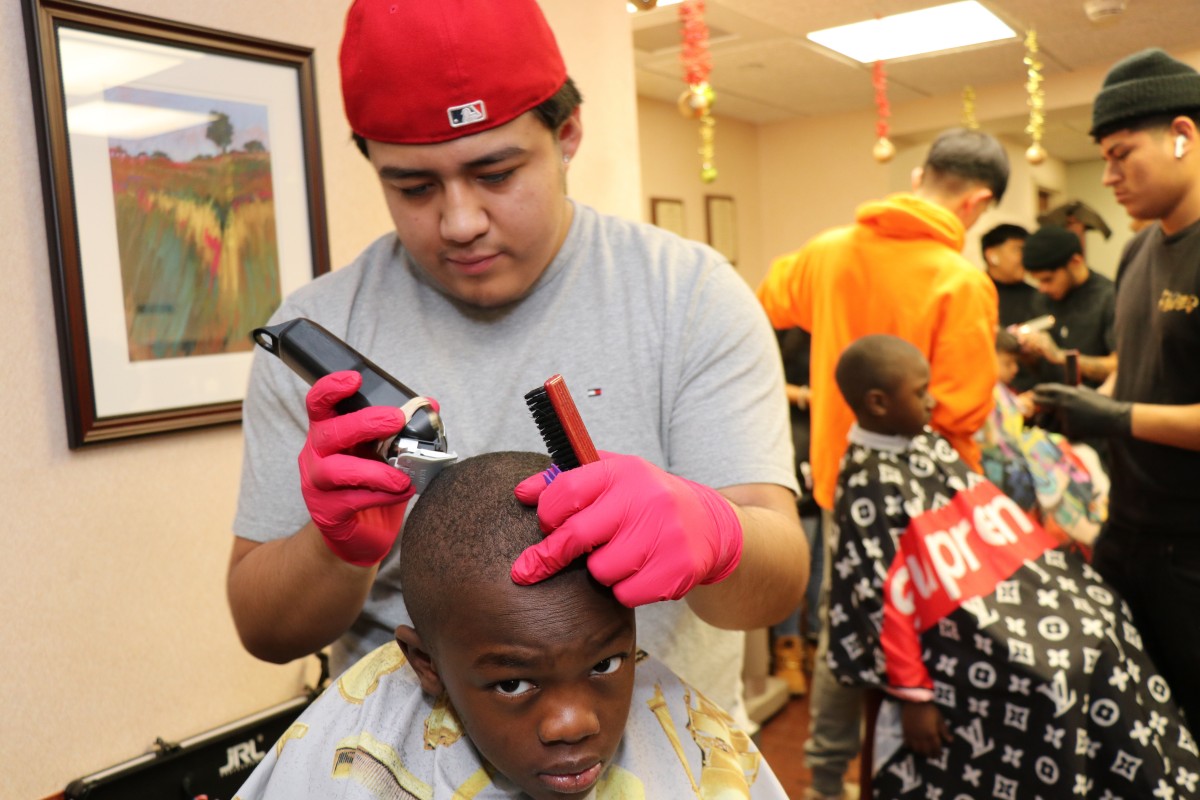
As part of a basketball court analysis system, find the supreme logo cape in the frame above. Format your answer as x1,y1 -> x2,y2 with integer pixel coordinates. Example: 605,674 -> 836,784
827,428 -> 1199,798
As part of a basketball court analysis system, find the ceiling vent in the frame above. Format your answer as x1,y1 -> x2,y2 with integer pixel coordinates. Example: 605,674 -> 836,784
1083,0 -> 1128,24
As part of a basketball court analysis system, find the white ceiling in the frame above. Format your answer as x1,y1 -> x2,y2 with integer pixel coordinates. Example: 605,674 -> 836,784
630,0 -> 1200,162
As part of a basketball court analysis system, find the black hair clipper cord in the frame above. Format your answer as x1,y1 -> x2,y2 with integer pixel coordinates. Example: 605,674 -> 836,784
251,317 -> 457,492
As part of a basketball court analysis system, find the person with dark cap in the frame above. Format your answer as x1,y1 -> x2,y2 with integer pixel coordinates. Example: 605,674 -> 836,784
757,128 -> 1008,800
1034,47 -> 1200,728
1038,198 -> 1112,257
1018,224 -> 1117,389
227,0 -> 807,733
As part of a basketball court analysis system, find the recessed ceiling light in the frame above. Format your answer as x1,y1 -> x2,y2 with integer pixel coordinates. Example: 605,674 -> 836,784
806,1 -> 1017,63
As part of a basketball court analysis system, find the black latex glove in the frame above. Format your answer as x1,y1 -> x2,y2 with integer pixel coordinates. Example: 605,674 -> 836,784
1031,383 -> 1133,439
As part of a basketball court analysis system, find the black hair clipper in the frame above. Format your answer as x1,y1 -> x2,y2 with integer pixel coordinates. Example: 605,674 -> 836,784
251,318 -> 457,492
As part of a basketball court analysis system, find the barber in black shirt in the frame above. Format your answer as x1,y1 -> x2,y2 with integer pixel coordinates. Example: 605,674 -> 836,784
1016,225 -> 1117,388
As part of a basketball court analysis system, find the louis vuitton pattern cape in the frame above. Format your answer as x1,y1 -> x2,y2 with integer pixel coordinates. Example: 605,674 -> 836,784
828,425 -> 1199,799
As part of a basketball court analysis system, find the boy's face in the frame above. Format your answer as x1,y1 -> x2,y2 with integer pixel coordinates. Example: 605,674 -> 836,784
366,108 -> 582,310
878,356 -> 935,438
407,573 -> 636,800
997,351 -> 1020,386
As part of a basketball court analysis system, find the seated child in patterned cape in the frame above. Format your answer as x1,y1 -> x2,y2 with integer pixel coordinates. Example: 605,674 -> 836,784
826,334 -> 1198,799
235,450 -> 787,800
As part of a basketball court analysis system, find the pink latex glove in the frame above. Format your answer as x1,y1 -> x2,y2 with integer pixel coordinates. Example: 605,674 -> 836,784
511,453 -> 744,606
298,371 -> 416,567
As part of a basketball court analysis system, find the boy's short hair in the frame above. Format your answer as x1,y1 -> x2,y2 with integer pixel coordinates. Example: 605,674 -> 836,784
923,128 -> 1010,203
835,335 -> 925,416
400,451 -> 561,637
995,328 -> 1021,355
980,223 -> 1029,259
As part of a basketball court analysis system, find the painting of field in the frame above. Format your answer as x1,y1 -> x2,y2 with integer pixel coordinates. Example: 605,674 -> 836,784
107,89 -> 281,361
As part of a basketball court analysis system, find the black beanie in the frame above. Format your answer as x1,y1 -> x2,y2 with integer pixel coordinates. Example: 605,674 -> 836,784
1091,48 -> 1200,139
1023,226 -> 1082,272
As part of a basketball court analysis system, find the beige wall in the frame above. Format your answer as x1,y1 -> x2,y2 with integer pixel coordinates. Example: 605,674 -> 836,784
0,1 -> 636,796
636,97 -> 763,283
754,108 -> 890,285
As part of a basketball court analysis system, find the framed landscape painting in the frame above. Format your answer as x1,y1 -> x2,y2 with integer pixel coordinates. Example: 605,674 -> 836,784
24,0 -> 330,445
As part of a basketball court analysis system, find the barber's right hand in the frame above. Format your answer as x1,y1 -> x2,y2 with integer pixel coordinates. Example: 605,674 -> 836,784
298,371 -> 416,567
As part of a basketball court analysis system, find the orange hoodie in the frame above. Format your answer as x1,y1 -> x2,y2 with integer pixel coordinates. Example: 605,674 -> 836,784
757,194 -> 998,510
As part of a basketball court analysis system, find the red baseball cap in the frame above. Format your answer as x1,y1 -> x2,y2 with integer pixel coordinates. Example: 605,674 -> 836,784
340,0 -> 568,144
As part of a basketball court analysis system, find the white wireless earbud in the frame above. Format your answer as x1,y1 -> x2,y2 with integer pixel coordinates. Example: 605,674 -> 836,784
1176,135 -> 1187,159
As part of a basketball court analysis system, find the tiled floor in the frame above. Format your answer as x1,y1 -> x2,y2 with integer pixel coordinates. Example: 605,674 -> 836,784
757,689 -> 861,799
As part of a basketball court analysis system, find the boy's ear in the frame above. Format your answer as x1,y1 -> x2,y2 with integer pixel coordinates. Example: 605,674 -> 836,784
396,625 -> 444,696
864,388 -> 890,418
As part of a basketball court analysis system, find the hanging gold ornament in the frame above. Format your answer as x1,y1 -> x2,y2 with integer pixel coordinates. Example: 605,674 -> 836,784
677,82 -> 715,119
871,60 -> 893,164
699,113 -> 718,183
873,137 -> 896,163
962,85 -> 979,130
1024,28 -> 1047,164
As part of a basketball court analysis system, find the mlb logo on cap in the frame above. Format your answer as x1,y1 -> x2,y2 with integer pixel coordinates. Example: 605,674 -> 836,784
339,0 -> 566,144
448,100 -> 488,129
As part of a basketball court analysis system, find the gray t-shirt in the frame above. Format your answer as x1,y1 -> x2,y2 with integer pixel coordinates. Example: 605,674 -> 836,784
234,201 -> 798,725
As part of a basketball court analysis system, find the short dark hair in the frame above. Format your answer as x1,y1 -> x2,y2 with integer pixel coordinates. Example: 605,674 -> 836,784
1092,110 -> 1200,142
1023,225 -> 1083,273
995,328 -> 1021,355
352,76 -> 583,158
835,335 -> 925,417
923,128 -> 1010,203
401,451 -> 594,638
980,223 -> 1029,259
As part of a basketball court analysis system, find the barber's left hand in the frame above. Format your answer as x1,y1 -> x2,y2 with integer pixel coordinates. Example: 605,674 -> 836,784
1032,382 -> 1132,439
511,452 -> 744,606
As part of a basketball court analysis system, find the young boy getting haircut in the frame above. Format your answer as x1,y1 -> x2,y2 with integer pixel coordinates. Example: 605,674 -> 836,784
981,331 -> 1107,549
235,451 -> 787,799
826,334 -> 1198,798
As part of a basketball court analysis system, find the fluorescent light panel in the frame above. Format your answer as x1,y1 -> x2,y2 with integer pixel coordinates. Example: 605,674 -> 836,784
627,0 -> 684,13
67,101 -> 215,139
807,1 -> 1016,63
58,28 -> 203,96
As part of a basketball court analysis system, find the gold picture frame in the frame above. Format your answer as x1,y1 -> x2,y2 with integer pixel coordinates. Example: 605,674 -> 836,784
705,194 -> 737,266
650,197 -> 686,237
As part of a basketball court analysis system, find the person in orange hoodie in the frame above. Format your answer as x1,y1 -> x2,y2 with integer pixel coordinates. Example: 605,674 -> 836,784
755,127 -> 1006,800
